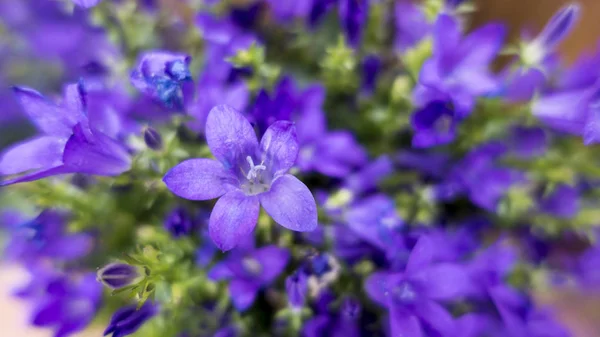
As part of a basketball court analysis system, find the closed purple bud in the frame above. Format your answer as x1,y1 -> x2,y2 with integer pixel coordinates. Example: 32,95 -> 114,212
286,270 -> 308,309
97,263 -> 140,289
537,3 -> 580,50
164,207 -> 194,238
143,127 -> 163,150
104,302 -> 158,337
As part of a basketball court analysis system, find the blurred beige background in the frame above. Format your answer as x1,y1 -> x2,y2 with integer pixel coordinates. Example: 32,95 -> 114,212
2,0 -> 600,336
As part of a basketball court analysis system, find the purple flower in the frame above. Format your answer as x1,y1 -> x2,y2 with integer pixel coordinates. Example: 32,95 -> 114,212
503,3 -> 580,101
414,15 -> 506,117
339,0 -> 368,47
0,83 -> 132,185
208,245 -> 290,311
164,207 -> 194,238
437,142 -> 527,211
22,268 -> 102,337
104,302 -> 158,337
532,80 -> 600,145
410,100 -> 457,148
302,298 -> 362,337
361,55 -> 381,94
250,77 -> 367,178
538,184 -> 580,218
130,51 -> 193,110
394,1 -> 431,51
265,0 -> 313,23
520,3 -> 580,68
97,263 -> 141,290
3,210 -> 93,263
195,13 -> 257,82
164,105 -> 318,251
286,270 -> 308,309
309,0 -> 337,27
345,194 -> 405,260
187,73 -> 249,134
72,0 -> 101,8
365,236 -> 472,337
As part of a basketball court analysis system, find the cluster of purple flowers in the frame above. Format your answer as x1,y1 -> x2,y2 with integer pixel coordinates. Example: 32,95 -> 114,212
2,1 -> 600,337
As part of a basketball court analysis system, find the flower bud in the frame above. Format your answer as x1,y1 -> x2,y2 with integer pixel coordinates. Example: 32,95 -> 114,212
104,302 -> 158,337
285,270 -> 308,309
143,127 -> 163,150
97,263 -> 140,289
164,207 -> 194,238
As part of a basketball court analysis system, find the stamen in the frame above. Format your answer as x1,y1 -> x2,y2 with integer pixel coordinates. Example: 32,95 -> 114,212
245,156 -> 266,180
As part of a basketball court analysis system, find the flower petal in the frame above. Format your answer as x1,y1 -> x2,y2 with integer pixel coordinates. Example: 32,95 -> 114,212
205,105 -> 259,169
259,174 -> 317,232
0,166 -> 73,186
209,190 -> 260,251
0,136 -> 66,175
163,159 -> 233,201
389,308 -> 423,337
251,245 -> 290,284
260,121 -> 299,175
412,264 -> 472,301
229,279 -> 260,311
62,125 -> 131,176
414,300 -> 455,336
13,87 -> 78,137
406,236 -> 436,273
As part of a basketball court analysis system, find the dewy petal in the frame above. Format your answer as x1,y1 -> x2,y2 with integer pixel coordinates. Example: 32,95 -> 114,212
259,174 -> 317,232
205,105 -> 259,169
13,87 -> 78,137
0,136 -> 66,175
260,121 -> 299,176
229,279 -> 260,311
209,190 -> 260,251
364,271 -> 395,307
163,159 -> 233,201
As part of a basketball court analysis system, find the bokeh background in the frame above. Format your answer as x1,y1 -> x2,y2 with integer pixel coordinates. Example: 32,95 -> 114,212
1,0 -> 600,336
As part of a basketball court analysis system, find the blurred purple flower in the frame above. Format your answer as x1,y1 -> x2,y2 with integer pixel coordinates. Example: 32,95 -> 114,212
302,298 -> 361,337
97,263 -> 140,290
394,1 -> 431,51
339,0 -> 369,47
365,236 -> 472,337
0,83 -> 132,185
19,267 -> 102,337
130,51 -> 193,110
164,105 -> 317,251
532,80 -> 600,145
164,207 -> 194,238
208,245 -> 289,311
3,210 -> 92,263
414,15 -> 506,117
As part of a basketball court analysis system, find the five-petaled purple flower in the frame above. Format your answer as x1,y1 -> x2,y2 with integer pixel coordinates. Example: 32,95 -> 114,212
164,105 -> 318,251
413,14 -> 505,144
208,245 -> 290,311
365,236 -> 472,337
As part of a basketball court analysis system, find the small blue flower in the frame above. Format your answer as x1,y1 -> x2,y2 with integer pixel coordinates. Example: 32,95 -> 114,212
286,270 -> 308,309
164,207 -> 194,238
